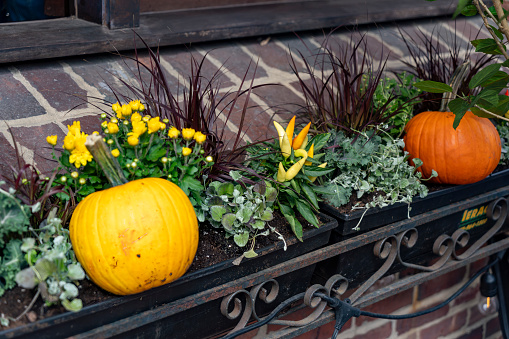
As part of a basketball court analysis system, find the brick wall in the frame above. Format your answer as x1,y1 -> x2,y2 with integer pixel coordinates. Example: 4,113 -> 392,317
0,14 -> 504,339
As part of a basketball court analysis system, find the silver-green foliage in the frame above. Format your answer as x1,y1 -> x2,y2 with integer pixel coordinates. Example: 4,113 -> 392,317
201,172 -> 278,250
320,130 -> 433,221
497,121 -> 509,165
0,183 -> 32,298
15,208 -> 85,313
0,183 -> 85,326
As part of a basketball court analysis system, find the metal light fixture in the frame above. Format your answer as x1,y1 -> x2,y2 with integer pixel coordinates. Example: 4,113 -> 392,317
479,272 -> 499,315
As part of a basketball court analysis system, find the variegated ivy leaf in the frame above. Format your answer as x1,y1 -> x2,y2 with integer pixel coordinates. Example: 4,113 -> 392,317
210,205 -> 227,222
261,210 -> 273,221
67,263 -> 85,280
61,298 -> 83,312
15,267 -> 37,289
20,238 -> 36,252
243,249 -> 258,258
233,231 -> 249,247
221,213 -> 236,231
252,220 -> 265,230
229,170 -> 243,181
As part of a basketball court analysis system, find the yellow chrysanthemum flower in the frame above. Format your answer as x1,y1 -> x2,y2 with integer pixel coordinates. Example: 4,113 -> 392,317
168,126 -> 180,139
111,149 -> 120,157
107,122 -> 119,134
129,100 -> 140,111
147,117 -> 161,134
69,132 -> 93,168
67,121 -> 81,136
139,103 -> 146,111
194,131 -> 206,144
63,134 -> 76,151
112,102 -> 121,114
182,128 -> 195,141
46,135 -> 58,146
182,147 -> 192,156
127,135 -> 139,146
131,121 -> 147,136
121,104 -> 132,117
131,112 -> 142,123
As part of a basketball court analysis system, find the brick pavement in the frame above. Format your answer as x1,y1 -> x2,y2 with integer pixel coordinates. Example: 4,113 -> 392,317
0,15 -> 490,176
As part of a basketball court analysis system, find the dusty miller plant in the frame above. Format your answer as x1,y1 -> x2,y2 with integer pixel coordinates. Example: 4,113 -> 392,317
0,186 -> 85,327
318,130 -> 436,230
201,171 -> 283,260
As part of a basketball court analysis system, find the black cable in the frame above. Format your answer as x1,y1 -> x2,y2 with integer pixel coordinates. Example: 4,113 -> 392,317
223,253 -> 501,339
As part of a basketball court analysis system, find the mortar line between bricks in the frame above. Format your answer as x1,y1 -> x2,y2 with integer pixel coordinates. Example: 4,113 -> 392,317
273,39 -> 306,69
60,61 -> 106,103
365,30 -> 405,58
238,44 -> 306,110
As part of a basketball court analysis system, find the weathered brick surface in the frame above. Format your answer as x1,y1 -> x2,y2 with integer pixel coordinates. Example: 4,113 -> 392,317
0,68 -> 45,120
355,287 -> 413,326
396,302 -> 450,334
420,309 -> 468,339
418,266 -> 467,300
486,316 -> 502,338
456,326 -> 484,339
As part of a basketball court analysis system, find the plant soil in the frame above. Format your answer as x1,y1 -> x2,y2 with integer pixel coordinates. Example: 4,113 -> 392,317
0,212 -> 315,331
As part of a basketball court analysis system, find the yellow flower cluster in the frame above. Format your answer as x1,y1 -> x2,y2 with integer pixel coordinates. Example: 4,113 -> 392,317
62,121 -> 94,168
112,100 -> 145,120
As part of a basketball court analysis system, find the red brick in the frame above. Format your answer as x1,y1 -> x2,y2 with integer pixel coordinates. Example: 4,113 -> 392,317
9,123 -> 66,175
0,133 -> 19,182
0,68 -> 45,120
418,267 -> 466,300
420,309 -> 467,339
486,316 -> 502,338
470,258 -> 489,276
355,321 -> 393,339
314,318 -> 353,339
455,325 -> 483,339
207,41 -> 269,80
356,288 -> 413,326
453,284 -> 480,306
16,63 -> 88,113
396,302 -> 449,334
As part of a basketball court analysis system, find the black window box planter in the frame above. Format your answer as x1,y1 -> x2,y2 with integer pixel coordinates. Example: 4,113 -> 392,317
320,168 -> 509,236
0,214 -> 337,339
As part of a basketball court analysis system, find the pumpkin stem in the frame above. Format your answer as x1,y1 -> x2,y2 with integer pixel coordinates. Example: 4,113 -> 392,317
439,61 -> 470,112
85,134 -> 128,187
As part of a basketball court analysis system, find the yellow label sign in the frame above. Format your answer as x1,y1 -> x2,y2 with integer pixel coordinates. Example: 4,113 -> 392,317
459,205 -> 488,231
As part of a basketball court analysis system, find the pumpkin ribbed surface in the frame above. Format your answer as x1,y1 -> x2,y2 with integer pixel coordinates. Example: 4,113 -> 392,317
69,177 -> 198,295
403,111 -> 501,185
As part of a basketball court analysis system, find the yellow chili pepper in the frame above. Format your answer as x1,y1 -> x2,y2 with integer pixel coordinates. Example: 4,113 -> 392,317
293,122 -> 311,150
285,157 -> 307,181
305,144 -> 314,166
277,163 -> 286,182
285,116 -> 296,147
309,162 -> 327,183
294,148 -> 308,158
273,121 -> 291,158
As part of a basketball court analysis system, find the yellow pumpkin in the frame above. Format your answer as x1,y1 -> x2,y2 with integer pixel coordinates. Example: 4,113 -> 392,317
69,134 -> 199,297
70,177 -> 198,295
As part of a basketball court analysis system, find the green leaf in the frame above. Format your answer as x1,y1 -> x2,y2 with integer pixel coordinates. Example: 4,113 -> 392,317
217,182 -> 234,196
278,202 -> 303,240
448,98 -> 471,129
301,183 -> 319,210
476,89 -> 499,107
469,63 -> 502,89
61,298 -> 83,312
295,199 -> 319,227
471,39 -> 505,55
453,0 -> 470,18
461,4 -> 477,16
252,220 -> 265,229
243,249 -> 258,258
290,179 -> 300,194
307,133 -> 330,152
261,209 -> 273,221
146,146 -> 167,162
303,166 -> 334,177
490,25 -> 504,40
265,186 -> 278,202
234,231 -> 249,247
181,176 -> 203,192
221,213 -> 236,231
413,81 -> 453,93
210,205 -> 227,222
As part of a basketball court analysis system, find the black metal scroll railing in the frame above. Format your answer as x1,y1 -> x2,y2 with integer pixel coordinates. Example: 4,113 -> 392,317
220,196 -> 509,339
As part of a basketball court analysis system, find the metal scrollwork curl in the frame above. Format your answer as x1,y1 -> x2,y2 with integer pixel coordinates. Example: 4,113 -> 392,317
249,279 -> 279,321
220,289 -> 253,335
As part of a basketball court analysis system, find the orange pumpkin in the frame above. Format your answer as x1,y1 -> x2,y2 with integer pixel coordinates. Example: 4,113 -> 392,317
403,111 -> 501,185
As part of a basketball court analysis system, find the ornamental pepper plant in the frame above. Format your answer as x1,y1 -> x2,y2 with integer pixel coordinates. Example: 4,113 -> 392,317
244,116 -> 333,240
